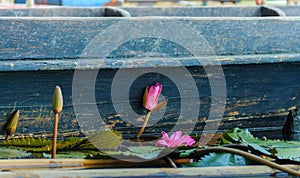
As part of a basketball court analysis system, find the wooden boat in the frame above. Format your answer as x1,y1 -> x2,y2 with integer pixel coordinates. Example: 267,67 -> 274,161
0,6 -> 299,140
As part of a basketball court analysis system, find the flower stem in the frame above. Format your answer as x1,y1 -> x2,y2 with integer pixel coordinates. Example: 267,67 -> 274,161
165,156 -> 177,168
135,111 -> 151,139
52,113 -> 59,159
193,147 -> 300,177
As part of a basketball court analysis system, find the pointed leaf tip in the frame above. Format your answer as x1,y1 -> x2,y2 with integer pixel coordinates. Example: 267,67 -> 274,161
52,86 -> 63,113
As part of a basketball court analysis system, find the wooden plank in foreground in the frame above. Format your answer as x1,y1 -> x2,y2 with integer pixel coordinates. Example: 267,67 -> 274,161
0,158 -> 184,169
0,160 -> 298,177
0,159 -> 298,177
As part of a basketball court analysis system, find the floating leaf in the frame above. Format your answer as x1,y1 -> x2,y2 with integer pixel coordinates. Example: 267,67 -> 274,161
85,146 -> 164,160
182,152 -> 249,167
0,147 -> 31,159
253,139 -> 300,149
0,137 -> 97,153
88,130 -> 122,149
128,146 -> 164,160
65,136 -> 80,142
43,151 -> 92,159
275,147 -> 300,162
56,138 -> 88,151
248,143 -> 272,156
0,137 -> 52,148
216,127 -> 256,145
179,148 -> 197,157
217,128 -> 300,163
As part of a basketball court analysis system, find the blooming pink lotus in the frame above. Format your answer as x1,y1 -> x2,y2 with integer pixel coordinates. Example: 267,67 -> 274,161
143,82 -> 163,111
156,131 -> 195,148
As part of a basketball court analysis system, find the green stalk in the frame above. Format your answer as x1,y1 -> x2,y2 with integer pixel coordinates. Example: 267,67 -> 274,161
135,111 -> 151,139
193,147 -> 300,176
51,113 -> 59,159
51,86 -> 63,159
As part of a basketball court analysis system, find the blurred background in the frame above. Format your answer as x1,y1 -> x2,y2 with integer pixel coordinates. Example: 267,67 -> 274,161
0,0 -> 295,8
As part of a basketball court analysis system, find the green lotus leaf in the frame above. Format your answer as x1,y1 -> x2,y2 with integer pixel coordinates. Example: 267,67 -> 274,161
0,147 -> 31,159
182,152 -> 250,167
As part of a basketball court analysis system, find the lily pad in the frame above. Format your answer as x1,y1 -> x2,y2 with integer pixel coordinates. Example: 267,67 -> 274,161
216,127 -> 257,145
182,152 -> 249,167
43,151 -> 93,159
178,148 -> 197,157
275,147 -> 300,162
0,147 -> 31,159
86,146 -> 164,160
128,146 -> 164,160
217,128 -> 300,163
0,137 -> 52,148
88,130 -> 122,149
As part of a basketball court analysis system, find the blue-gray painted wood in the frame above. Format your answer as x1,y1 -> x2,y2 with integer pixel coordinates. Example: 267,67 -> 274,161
0,7 -> 129,17
0,12 -> 300,137
276,5 -> 300,16
1,17 -> 300,61
1,62 -> 299,137
122,7 -> 262,17
0,6 -> 284,18
122,6 -> 285,17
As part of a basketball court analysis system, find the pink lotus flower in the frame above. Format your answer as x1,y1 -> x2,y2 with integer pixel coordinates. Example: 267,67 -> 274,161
143,82 -> 163,111
136,82 -> 167,139
155,131 -> 195,148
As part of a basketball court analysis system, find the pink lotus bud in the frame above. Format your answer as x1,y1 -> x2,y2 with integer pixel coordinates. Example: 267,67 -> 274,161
143,82 -> 162,111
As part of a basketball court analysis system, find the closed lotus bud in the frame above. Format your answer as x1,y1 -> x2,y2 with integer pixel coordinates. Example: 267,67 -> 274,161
5,110 -> 20,140
52,86 -> 63,114
143,82 -> 163,111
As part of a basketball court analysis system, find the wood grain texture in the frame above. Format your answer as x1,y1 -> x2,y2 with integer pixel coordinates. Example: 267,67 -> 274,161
0,15 -> 300,137
1,17 -> 300,60
0,7 -> 129,17
0,6 -> 282,18
0,161 -> 298,177
0,62 -> 299,137
276,5 -> 300,16
122,6 -> 281,17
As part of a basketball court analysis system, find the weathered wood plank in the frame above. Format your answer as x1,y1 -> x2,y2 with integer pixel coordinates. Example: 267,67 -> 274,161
0,6 -> 285,18
0,61 -> 299,137
0,6 -> 296,18
122,6 -> 282,17
0,16 -> 300,137
1,17 -> 300,60
276,5 -> 300,16
0,160 -> 298,177
0,7 -> 130,17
